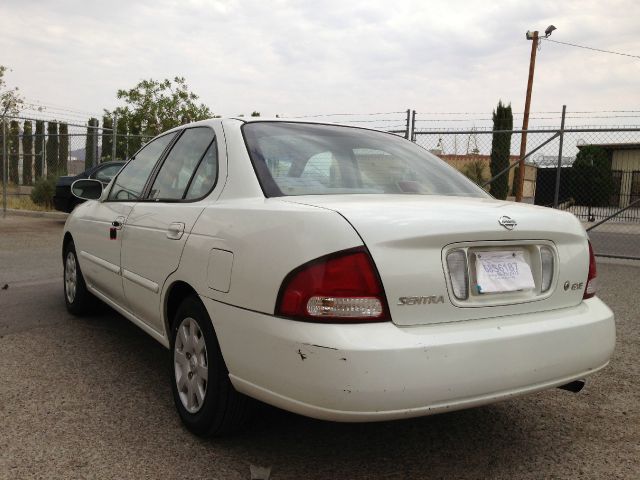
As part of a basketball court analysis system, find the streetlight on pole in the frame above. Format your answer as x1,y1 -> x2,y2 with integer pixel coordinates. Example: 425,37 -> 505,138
515,24 -> 556,202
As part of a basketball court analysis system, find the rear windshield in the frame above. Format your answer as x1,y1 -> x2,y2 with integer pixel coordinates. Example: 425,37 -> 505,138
243,122 -> 488,198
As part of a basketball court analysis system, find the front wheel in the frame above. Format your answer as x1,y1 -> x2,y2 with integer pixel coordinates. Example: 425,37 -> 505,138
63,241 -> 94,315
170,295 -> 253,436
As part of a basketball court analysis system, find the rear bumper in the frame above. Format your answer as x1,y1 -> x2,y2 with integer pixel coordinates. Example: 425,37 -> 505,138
203,297 -> 615,422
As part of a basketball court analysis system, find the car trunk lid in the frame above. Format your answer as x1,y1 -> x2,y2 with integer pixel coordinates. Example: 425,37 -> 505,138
283,195 -> 589,326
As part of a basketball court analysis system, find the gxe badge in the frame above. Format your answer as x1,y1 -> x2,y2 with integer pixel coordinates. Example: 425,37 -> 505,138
498,215 -> 517,230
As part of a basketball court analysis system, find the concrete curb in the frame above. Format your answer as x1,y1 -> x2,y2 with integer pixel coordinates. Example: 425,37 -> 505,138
2,208 -> 68,220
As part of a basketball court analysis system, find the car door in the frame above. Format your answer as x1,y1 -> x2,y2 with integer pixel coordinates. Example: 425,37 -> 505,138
75,133 -> 176,304
120,126 -> 221,332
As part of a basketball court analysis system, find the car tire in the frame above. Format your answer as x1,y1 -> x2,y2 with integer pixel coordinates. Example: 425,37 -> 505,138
63,241 -> 94,315
170,295 -> 253,437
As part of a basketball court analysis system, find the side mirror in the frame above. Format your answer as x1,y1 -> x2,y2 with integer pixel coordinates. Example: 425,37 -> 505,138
71,179 -> 103,201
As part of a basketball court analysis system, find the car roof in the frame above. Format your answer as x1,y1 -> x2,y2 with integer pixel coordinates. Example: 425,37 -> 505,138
162,117 -> 402,139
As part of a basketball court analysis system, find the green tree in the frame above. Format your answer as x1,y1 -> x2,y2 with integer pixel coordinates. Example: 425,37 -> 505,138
22,120 -> 33,185
1,65 -> 23,177
0,119 -> 5,177
0,65 -> 23,117
106,76 -> 212,138
115,116 -> 128,160
128,118 -> 142,155
8,120 -> 19,184
251,111 -> 261,117
510,165 -> 520,196
58,123 -> 69,175
102,115 -> 113,162
461,159 -> 487,186
34,120 -> 44,180
85,118 -> 99,168
488,100 -> 513,200
571,145 -> 613,207
46,121 -> 59,176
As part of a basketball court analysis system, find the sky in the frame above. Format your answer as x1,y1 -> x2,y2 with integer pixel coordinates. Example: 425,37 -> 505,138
1,0 -> 639,129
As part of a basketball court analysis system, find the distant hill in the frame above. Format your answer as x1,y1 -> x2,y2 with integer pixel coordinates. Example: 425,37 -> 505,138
69,146 -> 102,161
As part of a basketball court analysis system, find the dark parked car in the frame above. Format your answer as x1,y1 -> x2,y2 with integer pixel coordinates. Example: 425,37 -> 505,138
53,161 -> 125,213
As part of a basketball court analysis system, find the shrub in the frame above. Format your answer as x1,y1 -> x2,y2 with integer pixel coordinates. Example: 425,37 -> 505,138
30,176 -> 57,207
571,145 -> 613,207
461,159 -> 488,186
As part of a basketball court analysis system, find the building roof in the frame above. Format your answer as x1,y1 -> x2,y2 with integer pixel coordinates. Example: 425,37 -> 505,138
578,143 -> 640,151
435,153 -> 537,166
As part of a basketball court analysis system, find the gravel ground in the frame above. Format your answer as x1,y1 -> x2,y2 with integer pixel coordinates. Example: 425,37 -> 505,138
0,215 -> 638,480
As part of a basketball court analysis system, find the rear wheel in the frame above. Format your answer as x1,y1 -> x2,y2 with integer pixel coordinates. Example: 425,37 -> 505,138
170,295 -> 253,436
63,241 -> 94,315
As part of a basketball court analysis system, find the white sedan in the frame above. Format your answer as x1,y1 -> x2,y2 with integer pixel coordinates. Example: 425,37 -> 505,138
64,118 -> 615,436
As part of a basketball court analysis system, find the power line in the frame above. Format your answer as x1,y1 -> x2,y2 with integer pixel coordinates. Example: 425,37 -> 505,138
541,37 -> 640,59
18,107 -> 90,124
20,104 -> 98,121
22,97 -> 102,117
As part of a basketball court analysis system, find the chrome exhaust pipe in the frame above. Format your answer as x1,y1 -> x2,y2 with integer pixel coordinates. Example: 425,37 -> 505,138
557,379 -> 586,393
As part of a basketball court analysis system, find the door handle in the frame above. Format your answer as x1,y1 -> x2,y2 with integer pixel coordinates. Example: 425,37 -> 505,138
167,222 -> 185,240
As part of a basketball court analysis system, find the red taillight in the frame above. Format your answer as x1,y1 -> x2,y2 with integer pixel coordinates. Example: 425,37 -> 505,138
584,240 -> 597,299
276,247 -> 390,323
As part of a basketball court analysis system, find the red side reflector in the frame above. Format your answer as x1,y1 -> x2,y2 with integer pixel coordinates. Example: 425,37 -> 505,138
584,241 -> 597,299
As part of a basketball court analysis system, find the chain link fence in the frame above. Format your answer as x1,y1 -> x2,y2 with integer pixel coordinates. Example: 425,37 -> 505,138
0,115 -> 149,211
2,110 -> 639,259
413,125 -> 640,259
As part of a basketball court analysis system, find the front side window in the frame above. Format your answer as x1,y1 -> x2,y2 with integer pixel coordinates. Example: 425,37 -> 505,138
148,127 -> 215,201
107,133 -> 176,201
243,122 -> 488,198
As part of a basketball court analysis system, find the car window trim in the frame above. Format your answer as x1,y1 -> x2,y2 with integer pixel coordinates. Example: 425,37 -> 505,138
139,126 -> 219,204
103,131 -> 179,203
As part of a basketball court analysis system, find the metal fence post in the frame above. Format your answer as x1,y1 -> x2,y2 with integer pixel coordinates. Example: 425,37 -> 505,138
42,131 -> 46,177
112,114 -> 117,161
411,110 -> 417,142
95,126 -> 99,163
553,105 -> 567,208
404,109 -> 411,140
2,116 -> 6,216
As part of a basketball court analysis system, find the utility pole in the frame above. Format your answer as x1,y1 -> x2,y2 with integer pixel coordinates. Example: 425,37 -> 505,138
516,25 -> 556,202
516,30 -> 539,202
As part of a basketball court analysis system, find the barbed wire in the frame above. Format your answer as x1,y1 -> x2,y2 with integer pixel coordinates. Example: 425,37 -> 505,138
415,110 -> 640,116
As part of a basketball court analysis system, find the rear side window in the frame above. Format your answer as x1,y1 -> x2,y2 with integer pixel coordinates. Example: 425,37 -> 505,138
108,133 -> 175,201
185,142 -> 218,200
148,128 -> 215,201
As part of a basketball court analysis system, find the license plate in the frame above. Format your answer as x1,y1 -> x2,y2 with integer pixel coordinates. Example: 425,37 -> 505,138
475,250 -> 535,294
